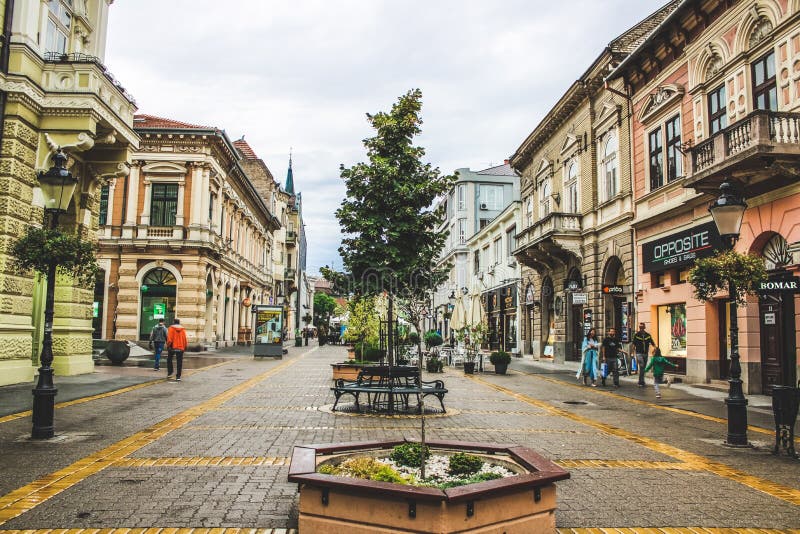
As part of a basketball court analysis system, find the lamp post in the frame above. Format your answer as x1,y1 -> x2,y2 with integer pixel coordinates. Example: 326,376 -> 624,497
708,181 -> 749,447
32,150 -> 79,439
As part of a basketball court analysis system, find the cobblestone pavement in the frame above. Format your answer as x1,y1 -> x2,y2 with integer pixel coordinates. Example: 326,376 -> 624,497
0,342 -> 798,532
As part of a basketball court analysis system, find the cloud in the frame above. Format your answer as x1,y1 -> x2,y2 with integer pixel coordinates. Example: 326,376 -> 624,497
106,0 -> 668,276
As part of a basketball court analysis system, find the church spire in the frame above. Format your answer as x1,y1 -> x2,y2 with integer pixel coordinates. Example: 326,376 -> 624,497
285,148 -> 295,195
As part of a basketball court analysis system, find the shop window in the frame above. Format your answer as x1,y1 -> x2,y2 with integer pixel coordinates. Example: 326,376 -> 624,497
98,184 -> 109,226
677,268 -> 689,284
657,303 -> 687,357
651,271 -> 668,288
752,51 -> 777,111
708,85 -> 727,135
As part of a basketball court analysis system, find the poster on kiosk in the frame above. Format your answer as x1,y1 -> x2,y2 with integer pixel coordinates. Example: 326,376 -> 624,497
253,305 -> 284,358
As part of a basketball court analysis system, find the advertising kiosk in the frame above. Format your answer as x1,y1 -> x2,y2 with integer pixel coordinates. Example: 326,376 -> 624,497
253,305 -> 284,358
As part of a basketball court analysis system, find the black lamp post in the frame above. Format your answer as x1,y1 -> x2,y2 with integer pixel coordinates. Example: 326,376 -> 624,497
31,150 -> 78,439
708,181 -> 749,447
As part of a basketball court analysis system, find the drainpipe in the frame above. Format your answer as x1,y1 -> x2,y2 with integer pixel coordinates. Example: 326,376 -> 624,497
0,0 -> 16,152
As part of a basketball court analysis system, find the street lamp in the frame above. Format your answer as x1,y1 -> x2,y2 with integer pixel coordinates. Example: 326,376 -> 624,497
32,150 -> 79,439
708,180 -> 749,447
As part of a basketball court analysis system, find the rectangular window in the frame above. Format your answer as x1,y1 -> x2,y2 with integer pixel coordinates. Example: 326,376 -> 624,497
208,192 -> 216,221
481,246 -> 490,269
649,128 -> 664,190
474,250 -> 480,272
752,51 -> 777,111
45,0 -> 72,54
657,303 -> 687,356
98,184 -> 109,226
566,182 -> 578,213
506,226 -> 516,258
150,183 -> 178,227
479,185 -> 503,210
479,218 -> 490,230
665,115 -> 682,182
457,218 -> 466,244
220,205 -> 225,236
287,253 -> 292,268
708,85 -> 727,135
525,197 -> 533,226
494,238 -> 502,265
457,184 -> 465,211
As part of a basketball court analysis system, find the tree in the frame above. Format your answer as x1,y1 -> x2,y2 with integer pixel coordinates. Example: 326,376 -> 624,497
314,293 -> 337,319
330,88 -> 455,365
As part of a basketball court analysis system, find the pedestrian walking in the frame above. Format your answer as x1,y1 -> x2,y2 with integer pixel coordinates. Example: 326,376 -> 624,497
632,322 -> 655,387
643,347 -> 676,398
577,328 -> 600,386
601,327 -> 621,387
166,318 -> 188,381
148,318 -> 168,371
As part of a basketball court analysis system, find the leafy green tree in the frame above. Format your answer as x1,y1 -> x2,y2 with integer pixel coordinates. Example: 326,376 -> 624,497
329,88 -> 455,365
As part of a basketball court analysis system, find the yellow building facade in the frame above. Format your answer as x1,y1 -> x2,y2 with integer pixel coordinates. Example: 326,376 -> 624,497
0,0 -> 137,386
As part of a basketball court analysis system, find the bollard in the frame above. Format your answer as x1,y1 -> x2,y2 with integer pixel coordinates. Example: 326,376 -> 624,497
771,385 -> 799,458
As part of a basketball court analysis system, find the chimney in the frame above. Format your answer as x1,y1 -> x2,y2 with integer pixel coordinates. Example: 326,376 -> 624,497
504,159 -> 510,165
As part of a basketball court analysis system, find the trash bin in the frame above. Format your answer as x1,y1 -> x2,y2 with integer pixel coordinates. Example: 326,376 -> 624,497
771,385 -> 799,458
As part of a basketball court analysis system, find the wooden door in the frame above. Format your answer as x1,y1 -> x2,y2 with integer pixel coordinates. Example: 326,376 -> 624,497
760,294 -> 784,394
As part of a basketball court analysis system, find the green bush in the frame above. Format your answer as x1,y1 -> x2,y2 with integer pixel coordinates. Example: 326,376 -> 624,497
408,331 -> 421,345
363,346 -> 385,361
447,453 -> 484,476
318,464 -> 339,475
424,330 -> 443,348
390,442 -> 430,468
326,457 -> 408,484
430,472 -> 502,489
489,351 -> 511,365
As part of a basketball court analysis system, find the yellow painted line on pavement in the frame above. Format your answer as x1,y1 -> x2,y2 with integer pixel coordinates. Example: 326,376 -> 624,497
0,349 -> 314,526
555,460 -> 696,470
520,370 -> 797,443
0,360 -> 233,425
473,376 -> 800,506
114,456 -> 290,467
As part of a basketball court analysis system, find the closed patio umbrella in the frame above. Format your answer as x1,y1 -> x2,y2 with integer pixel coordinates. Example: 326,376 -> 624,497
449,292 -> 466,331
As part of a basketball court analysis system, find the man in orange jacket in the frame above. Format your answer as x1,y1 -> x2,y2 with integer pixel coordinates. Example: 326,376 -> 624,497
166,318 -> 188,381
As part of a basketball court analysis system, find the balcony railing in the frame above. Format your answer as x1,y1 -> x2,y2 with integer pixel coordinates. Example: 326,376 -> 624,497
285,268 -> 297,279
286,230 -> 297,245
43,52 -> 137,105
516,212 -> 581,247
690,110 -> 800,175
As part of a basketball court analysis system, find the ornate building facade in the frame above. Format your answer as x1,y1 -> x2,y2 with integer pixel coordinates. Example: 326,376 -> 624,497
0,0 -> 138,385
96,115 -> 280,348
610,0 -> 800,393
509,3 -> 681,362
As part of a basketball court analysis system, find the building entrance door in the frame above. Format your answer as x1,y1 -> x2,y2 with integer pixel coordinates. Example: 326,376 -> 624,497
759,294 -> 794,395
569,305 -> 582,361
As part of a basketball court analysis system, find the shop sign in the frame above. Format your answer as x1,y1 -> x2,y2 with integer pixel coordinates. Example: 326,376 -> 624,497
642,222 -> 722,273
602,285 -> 624,294
525,285 -> 536,305
758,276 -> 800,294
764,313 -> 776,325
572,293 -> 588,305
564,279 -> 582,291
583,308 -> 592,336
153,302 -> 166,319
620,302 -> 630,343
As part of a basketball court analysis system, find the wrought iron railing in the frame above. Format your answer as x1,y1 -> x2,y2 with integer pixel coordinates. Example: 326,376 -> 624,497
42,51 -> 137,105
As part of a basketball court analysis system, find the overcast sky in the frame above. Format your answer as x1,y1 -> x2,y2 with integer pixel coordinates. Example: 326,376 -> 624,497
106,0 -> 666,275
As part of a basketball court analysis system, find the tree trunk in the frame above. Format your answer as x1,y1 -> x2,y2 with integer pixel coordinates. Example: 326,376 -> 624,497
387,294 -> 394,366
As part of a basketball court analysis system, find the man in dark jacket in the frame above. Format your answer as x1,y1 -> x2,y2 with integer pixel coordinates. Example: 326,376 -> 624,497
149,319 -> 168,371
632,322 -> 655,387
601,327 -> 621,388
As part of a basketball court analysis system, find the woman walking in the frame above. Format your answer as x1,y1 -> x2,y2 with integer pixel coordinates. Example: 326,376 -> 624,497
578,328 -> 600,386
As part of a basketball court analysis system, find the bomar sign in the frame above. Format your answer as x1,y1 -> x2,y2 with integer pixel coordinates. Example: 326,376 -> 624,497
759,276 -> 800,294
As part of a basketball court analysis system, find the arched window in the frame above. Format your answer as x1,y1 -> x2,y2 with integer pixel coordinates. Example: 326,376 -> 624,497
601,135 -> 618,201
564,161 -> 579,213
540,180 -> 551,217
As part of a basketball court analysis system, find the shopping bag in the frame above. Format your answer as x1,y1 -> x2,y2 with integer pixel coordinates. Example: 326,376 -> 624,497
630,355 -> 638,372
601,362 -> 609,378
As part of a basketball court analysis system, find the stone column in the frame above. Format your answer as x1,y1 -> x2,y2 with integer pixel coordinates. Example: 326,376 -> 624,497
115,259 -> 140,340
102,178 -> 116,238
122,163 -> 140,239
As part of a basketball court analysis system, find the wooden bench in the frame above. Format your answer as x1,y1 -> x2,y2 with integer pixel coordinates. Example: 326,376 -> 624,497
331,365 -> 448,414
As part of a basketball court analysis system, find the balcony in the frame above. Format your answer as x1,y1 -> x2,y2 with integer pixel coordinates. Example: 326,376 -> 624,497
687,110 -> 800,196
286,230 -> 297,246
285,268 -> 297,279
513,212 -> 582,272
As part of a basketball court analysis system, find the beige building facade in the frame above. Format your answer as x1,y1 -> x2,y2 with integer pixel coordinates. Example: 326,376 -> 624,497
0,0 -> 138,385
511,5 -> 679,362
96,115 -> 279,349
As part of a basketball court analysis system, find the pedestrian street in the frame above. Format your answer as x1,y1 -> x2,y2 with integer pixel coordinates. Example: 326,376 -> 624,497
0,343 -> 797,532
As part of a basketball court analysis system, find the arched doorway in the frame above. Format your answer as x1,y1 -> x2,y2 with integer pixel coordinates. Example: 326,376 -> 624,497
602,257 -> 627,336
204,274 -> 214,343
754,233 -> 797,393
139,268 -> 177,340
541,277 -> 554,358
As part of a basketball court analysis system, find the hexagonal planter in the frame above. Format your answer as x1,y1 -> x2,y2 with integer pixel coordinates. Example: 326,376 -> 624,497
288,439 -> 570,533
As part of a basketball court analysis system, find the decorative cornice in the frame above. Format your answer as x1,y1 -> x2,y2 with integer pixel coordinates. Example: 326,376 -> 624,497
637,83 -> 684,123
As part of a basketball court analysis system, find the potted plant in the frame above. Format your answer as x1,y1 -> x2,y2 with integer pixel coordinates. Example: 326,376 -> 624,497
408,331 -> 421,345
490,350 -> 511,375
425,354 -> 443,373
423,330 -> 443,350
463,348 -> 477,374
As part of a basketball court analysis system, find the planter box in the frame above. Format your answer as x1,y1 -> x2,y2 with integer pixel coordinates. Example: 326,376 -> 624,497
289,439 -> 570,533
